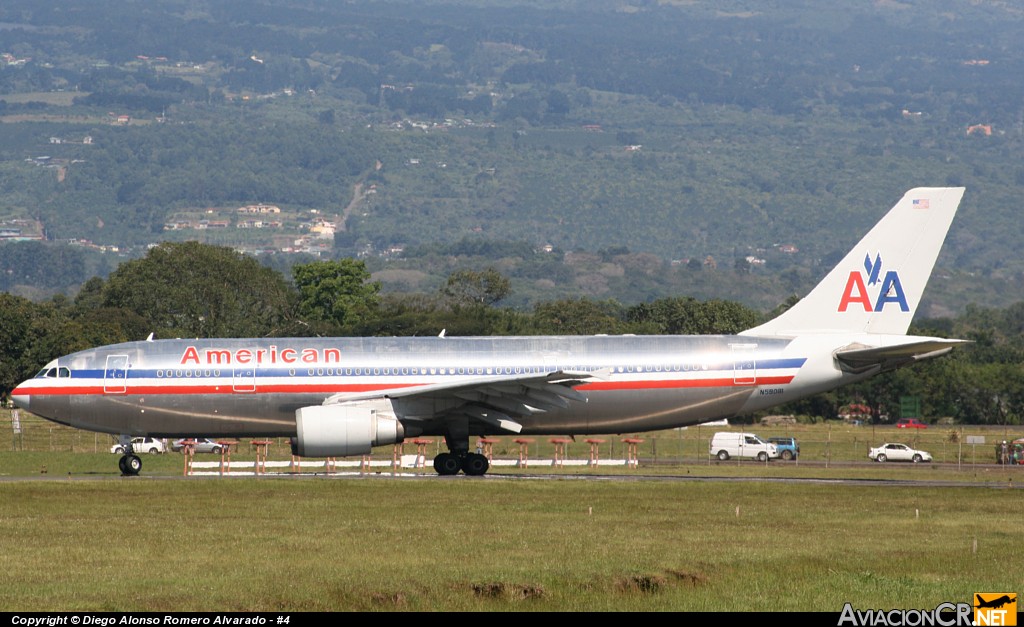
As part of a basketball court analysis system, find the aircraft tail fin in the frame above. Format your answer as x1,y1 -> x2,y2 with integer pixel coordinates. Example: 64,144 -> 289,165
741,187 -> 965,338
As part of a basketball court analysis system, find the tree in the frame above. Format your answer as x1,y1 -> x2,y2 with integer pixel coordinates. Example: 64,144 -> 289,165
102,242 -> 297,338
0,293 -> 46,393
530,298 -> 626,335
292,258 -> 381,334
441,268 -> 511,307
626,297 -> 761,335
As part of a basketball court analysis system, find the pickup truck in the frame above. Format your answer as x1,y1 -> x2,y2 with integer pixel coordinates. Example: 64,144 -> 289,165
767,437 -> 799,461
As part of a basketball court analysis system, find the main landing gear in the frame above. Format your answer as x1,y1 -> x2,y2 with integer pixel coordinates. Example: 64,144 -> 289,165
433,451 -> 490,476
115,435 -> 142,476
433,424 -> 490,476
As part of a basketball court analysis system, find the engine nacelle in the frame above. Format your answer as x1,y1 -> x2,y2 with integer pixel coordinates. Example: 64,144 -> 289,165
291,402 -> 405,457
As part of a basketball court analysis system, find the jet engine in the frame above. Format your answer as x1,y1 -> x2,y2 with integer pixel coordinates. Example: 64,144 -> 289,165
291,401 -> 405,457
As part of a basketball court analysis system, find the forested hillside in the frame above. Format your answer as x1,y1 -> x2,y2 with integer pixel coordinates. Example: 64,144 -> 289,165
1,0 -> 1023,315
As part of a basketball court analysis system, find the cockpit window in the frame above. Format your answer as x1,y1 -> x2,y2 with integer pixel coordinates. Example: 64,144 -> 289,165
35,366 -> 70,378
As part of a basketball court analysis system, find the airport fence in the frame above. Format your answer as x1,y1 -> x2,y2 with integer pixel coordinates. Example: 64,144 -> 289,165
4,408 -> 1021,466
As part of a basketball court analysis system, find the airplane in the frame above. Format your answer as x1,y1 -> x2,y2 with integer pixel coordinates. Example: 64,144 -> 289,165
11,187 -> 967,477
975,594 -> 1015,610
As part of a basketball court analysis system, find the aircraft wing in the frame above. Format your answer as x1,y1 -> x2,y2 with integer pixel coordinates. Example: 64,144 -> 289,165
323,370 -> 599,433
834,339 -> 969,375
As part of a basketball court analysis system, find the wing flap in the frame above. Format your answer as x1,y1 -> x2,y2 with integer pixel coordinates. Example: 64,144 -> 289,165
459,406 -> 524,433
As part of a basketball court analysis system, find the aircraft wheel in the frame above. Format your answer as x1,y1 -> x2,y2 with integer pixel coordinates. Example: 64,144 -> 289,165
876,454 -> 886,463
118,456 -> 128,474
462,453 -> 489,476
433,453 -> 461,476
716,450 -> 729,461
124,455 -> 142,476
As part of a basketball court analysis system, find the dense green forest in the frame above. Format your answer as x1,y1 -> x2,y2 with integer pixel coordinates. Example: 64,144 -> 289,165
2,242 -> 1024,427
0,0 -> 1023,312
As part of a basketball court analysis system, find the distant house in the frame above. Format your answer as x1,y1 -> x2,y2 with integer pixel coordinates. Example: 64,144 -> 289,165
310,220 -> 336,238
238,204 -> 281,214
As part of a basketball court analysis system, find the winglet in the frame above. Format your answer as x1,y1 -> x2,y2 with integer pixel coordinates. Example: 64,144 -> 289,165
741,187 -> 965,338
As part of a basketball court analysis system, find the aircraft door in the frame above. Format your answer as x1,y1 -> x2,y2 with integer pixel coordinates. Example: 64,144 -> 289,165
232,354 -> 256,393
731,344 -> 757,386
103,354 -> 129,394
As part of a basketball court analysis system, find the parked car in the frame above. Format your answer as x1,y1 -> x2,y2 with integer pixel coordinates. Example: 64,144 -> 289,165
868,443 -> 932,463
170,438 -> 224,454
768,436 -> 800,460
110,437 -> 166,455
896,418 -> 928,429
709,432 -> 778,462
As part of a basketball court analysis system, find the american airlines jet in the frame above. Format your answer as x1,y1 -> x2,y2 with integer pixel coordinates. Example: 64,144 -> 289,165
12,187 -> 967,476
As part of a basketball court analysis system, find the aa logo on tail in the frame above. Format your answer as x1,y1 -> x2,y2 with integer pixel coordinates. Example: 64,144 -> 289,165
838,252 -> 909,313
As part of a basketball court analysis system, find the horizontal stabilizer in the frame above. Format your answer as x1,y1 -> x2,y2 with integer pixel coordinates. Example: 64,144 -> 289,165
834,339 -> 969,374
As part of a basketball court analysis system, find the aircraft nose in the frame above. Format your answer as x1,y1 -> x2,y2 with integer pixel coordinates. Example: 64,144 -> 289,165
11,385 -> 30,411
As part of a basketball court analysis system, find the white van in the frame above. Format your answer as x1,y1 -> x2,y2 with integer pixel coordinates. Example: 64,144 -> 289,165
709,432 -> 778,462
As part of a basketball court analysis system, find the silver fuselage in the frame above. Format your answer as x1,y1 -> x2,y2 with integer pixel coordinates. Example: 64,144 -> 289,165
10,333 -> 866,438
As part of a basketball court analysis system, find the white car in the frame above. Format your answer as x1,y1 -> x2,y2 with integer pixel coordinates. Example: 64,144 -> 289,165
110,437 -> 167,455
868,443 -> 931,463
170,438 -> 224,454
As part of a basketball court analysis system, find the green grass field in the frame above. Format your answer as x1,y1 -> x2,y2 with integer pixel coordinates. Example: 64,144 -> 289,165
1,476 -> 1020,612
1,412 -> 1022,612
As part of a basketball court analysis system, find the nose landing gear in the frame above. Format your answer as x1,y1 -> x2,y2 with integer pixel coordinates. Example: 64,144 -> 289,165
115,435 -> 143,476
118,454 -> 143,476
